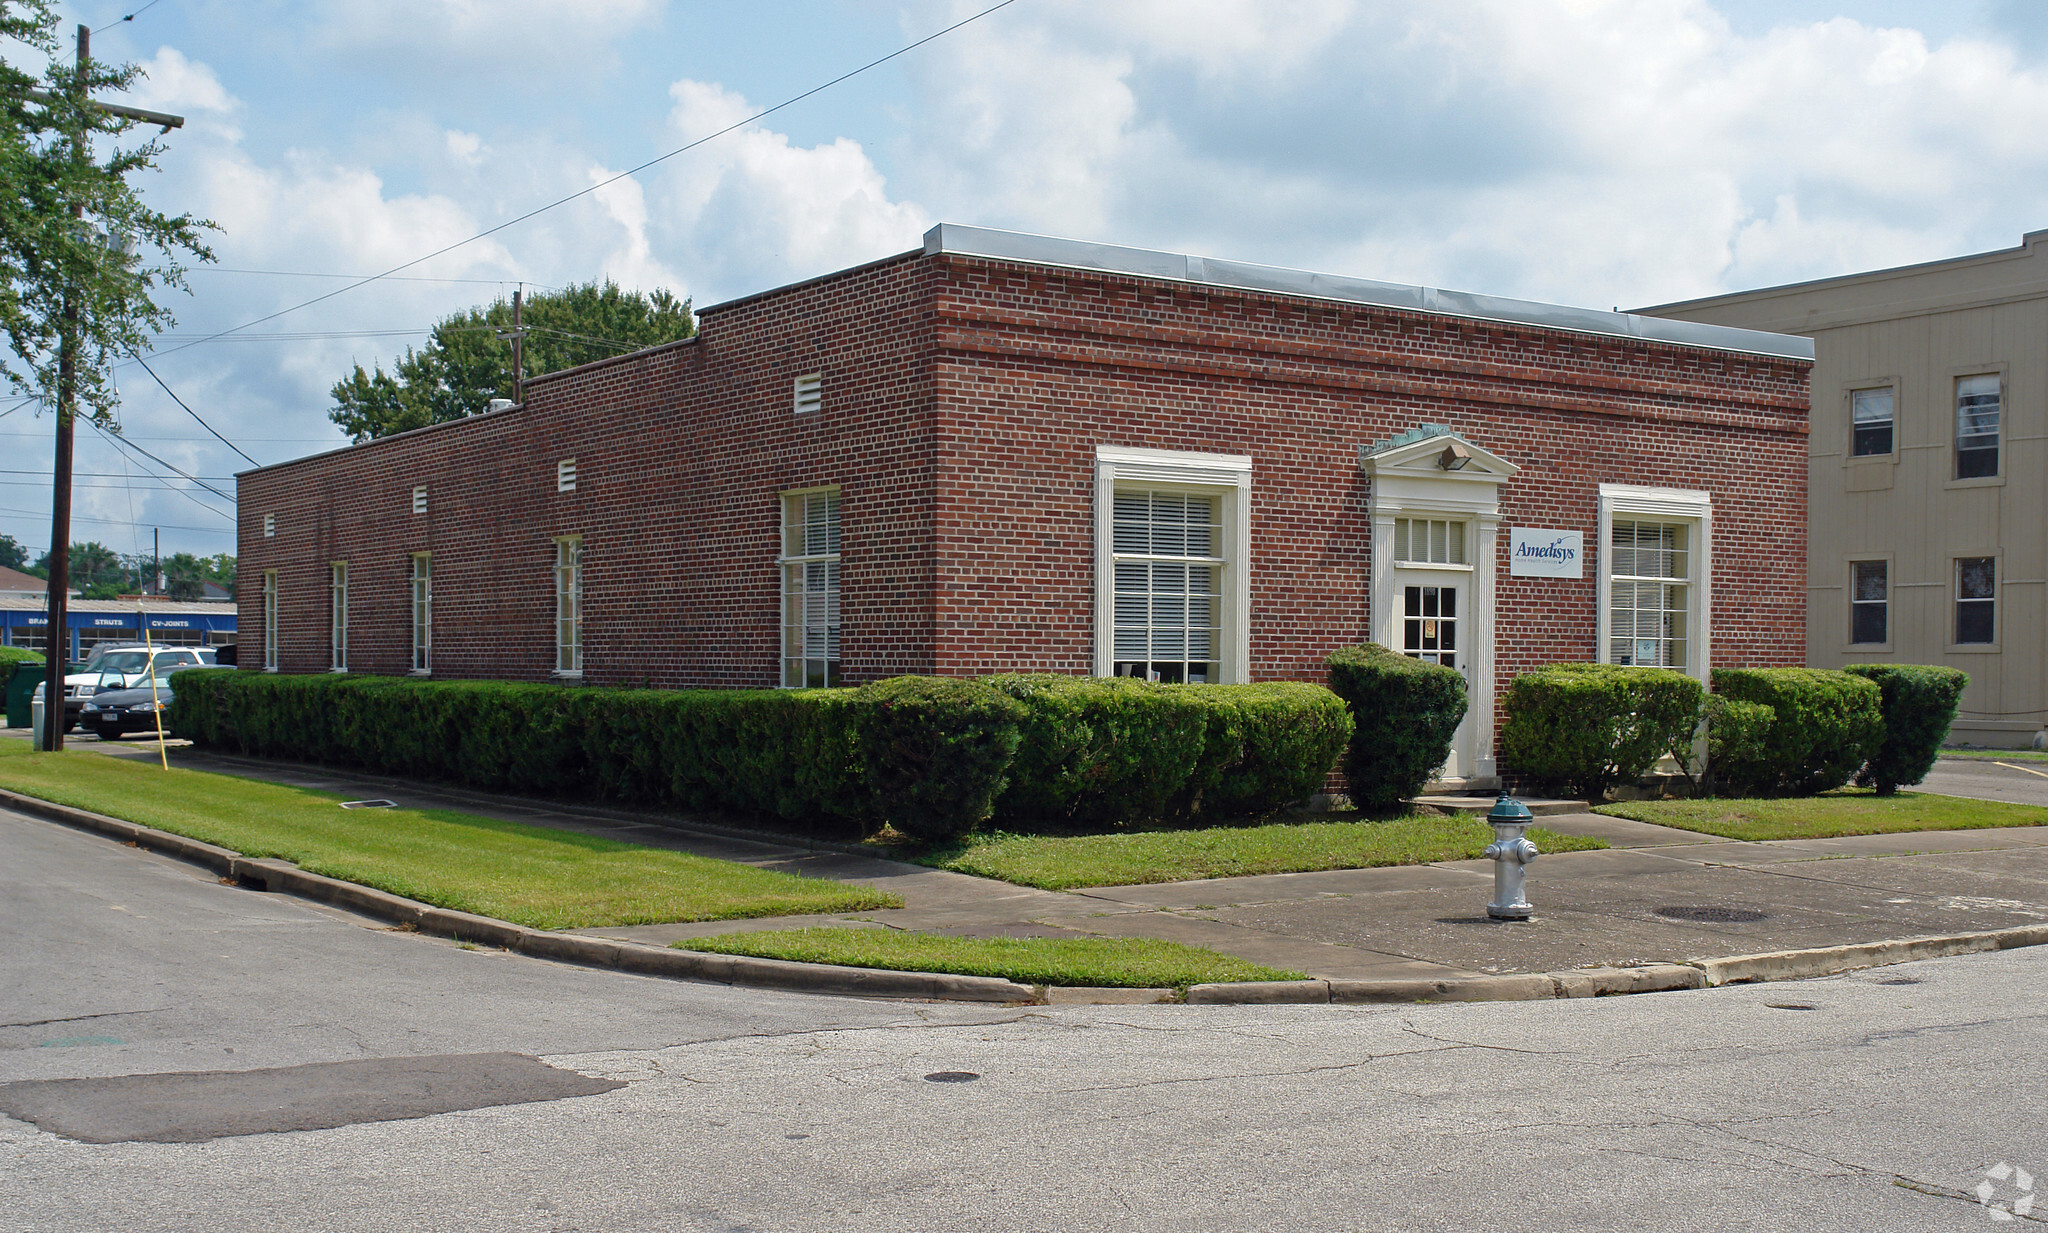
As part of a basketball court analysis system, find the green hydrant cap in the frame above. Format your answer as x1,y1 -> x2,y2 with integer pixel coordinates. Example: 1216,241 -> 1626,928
1488,791 -> 1534,823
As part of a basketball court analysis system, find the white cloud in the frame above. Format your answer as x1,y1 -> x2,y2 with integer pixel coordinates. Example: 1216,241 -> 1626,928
651,79 -> 932,299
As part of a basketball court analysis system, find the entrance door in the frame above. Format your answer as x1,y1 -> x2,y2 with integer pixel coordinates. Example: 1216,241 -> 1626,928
1393,568 -> 1475,781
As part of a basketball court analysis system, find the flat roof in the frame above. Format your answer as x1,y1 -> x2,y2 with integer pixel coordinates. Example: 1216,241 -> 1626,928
923,223 -> 1813,362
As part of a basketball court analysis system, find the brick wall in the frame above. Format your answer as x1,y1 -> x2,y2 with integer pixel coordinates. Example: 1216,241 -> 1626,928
238,245 -> 1809,738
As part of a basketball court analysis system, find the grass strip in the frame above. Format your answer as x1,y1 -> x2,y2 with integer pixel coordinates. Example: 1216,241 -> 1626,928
0,741 -> 898,929
675,927 -> 1305,988
1941,749 -> 2048,763
1593,788 -> 2048,841
906,814 -> 1608,890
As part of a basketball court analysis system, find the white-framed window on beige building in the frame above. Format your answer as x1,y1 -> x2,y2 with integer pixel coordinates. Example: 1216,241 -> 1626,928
1094,445 -> 1251,685
1850,560 -> 1888,646
1850,387 -> 1894,457
1597,484 -> 1712,682
780,489 -> 841,688
1955,375 -> 2001,479
329,562 -> 348,672
554,537 -> 582,675
1956,556 -> 1996,645
262,570 -> 279,671
410,554 -> 432,675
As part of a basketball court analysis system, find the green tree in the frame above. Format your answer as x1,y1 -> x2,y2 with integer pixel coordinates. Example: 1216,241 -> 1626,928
0,530 -> 28,570
329,281 -> 695,441
34,539 -> 122,588
0,1 -> 215,426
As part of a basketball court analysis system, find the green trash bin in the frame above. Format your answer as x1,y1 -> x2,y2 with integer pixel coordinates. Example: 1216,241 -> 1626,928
6,660 -> 47,729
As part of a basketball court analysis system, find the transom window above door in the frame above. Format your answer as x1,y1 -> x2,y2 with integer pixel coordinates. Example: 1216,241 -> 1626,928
1393,517 -> 1468,565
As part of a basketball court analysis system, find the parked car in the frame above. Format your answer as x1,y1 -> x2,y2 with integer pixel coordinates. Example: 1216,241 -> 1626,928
31,645 -> 211,732
80,666 -> 190,739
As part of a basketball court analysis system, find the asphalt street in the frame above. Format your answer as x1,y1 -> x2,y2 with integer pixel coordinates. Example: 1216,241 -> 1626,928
1922,756 -> 2048,806
4,805 -> 2046,1232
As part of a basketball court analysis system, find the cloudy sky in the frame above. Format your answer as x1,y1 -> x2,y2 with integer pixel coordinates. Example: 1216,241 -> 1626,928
5,0 -> 2048,565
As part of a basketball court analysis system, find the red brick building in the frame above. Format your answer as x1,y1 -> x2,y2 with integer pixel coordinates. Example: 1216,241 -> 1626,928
238,225 -> 1812,788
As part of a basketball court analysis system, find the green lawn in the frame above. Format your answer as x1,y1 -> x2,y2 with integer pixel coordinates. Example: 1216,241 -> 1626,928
675,927 -> 1304,988
1594,788 -> 2048,841
906,814 -> 1608,890
0,741 -> 898,929
1942,748 -> 2048,763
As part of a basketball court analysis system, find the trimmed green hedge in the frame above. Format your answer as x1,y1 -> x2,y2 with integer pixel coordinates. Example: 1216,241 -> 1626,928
0,646 -> 44,667
1501,664 -> 1704,800
170,669 -> 1350,838
1325,644 -> 1466,810
1709,667 -> 1883,796
1703,695 -> 1775,796
1846,664 -> 1970,795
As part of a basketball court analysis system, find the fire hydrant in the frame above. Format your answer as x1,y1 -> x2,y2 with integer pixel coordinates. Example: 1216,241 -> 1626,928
1484,791 -> 1538,920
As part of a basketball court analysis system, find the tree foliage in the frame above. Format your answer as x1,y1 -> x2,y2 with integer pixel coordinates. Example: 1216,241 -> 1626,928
0,530 -> 27,570
0,0 -> 215,425
329,281 -> 696,442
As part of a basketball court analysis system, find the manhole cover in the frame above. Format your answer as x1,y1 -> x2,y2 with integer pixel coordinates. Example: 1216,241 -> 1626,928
1877,978 -> 1922,987
1766,1003 -> 1818,1011
923,1071 -> 980,1083
1654,905 -> 1769,923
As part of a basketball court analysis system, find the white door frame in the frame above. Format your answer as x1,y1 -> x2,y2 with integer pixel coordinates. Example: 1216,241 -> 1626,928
1360,428 -> 1519,790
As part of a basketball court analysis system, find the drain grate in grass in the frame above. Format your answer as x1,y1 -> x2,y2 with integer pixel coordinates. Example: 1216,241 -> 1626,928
675,927 -> 1305,988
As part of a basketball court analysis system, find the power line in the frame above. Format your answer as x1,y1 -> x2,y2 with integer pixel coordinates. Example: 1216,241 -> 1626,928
140,0 -> 1021,363
189,267 -> 555,287
0,505 -> 230,535
93,0 -> 166,35
134,356 -> 259,466
85,420 -> 236,505
0,468 -> 238,480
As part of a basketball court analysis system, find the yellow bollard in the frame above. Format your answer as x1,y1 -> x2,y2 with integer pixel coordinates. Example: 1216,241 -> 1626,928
139,606 -> 168,770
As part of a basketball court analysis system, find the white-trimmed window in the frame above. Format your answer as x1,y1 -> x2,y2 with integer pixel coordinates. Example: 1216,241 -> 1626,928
1095,445 -> 1252,684
793,374 -> 822,416
1393,517 -> 1468,565
1956,375 -> 2000,479
1851,387 -> 1894,457
554,537 -> 582,675
780,490 -> 841,688
1956,557 -> 1996,645
329,562 -> 348,672
411,554 -> 432,674
1850,560 -> 1888,646
1598,484 -> 1711,680
262,570 -> 278,671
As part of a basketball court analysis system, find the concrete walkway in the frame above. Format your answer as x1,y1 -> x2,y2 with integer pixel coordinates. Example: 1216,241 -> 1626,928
16,729 -> 2048,982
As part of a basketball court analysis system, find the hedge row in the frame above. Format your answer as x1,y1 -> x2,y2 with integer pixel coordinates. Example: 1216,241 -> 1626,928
1501,661 -> 1968,800
167,670 -> 1353,838
1500,664 -> 1703,800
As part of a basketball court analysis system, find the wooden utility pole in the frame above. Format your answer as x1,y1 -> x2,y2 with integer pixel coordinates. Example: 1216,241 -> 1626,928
511,287 -> 525,404
37,26 -> 186,752
40,24 -> 87,753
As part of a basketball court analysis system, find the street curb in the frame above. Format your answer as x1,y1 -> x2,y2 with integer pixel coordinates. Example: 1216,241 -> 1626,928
11,784 -> 2048,1006
0,787 -> 1036,1005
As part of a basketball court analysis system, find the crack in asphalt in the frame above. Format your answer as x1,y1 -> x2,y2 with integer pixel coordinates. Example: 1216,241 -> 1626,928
0,1008 -> 167,1030
1894,1174 -> 2048,1223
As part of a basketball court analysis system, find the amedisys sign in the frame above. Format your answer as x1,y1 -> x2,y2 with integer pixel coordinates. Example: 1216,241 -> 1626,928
1509,529 -> 1584,578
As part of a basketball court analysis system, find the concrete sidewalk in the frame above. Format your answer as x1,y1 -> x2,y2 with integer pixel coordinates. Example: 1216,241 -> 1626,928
26,730 -> 2046,985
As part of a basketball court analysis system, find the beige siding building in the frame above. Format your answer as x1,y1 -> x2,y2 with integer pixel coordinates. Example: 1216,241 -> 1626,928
1642,231 -> 2048,748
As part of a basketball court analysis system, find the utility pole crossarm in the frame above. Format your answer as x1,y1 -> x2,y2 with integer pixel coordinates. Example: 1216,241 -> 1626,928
21,87 -> 184,132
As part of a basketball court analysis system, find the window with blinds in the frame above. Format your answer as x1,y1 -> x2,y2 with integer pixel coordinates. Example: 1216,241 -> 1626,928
263,570 -> 278,671
781,491 -> 841,688
555,537 -> 582,674
1956,375 -> 2000,479
411,554 -> 432,674
1111,490 -> 1222,683
330,562 -> 348,672
1609,520 -> 1688,668
1393,517 -> 1467,565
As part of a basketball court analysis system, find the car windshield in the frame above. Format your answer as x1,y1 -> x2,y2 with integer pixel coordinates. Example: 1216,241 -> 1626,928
94,651 -> 150,674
